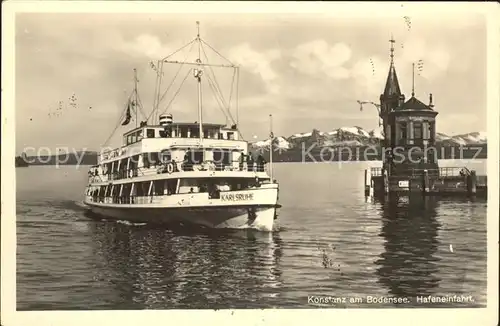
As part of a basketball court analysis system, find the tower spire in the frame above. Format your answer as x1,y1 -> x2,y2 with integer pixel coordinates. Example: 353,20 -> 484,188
411,62 -> 415,97
389,34 -> 395,65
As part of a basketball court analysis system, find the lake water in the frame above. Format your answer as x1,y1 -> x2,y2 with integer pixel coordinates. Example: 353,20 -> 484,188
15,160 -> 487,309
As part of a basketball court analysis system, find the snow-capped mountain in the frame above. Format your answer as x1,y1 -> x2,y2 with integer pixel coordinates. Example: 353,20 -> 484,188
250,127 -> 487,150
253,136 -> 291,150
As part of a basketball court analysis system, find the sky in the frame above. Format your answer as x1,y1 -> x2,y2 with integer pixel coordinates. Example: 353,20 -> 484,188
14,11 -> 487,153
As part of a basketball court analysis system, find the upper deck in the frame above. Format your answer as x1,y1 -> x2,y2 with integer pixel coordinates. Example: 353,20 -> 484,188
100,122 -> 245,163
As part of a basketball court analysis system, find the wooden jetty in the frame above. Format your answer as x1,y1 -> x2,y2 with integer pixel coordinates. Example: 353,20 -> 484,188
363,36 -> 487,199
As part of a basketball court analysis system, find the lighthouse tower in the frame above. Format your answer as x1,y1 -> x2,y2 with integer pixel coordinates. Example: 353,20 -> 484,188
365,36 -> 486,198
379,36 -> 439,189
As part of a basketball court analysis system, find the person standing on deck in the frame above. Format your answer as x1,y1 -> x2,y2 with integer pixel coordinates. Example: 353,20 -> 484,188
256,154 -> 267,172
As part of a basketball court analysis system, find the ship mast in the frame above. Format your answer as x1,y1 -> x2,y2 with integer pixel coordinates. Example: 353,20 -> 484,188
194,21 -> 204,144
153,21 -> 241,140
269,114 -> 274,181
133,68 -> 138,128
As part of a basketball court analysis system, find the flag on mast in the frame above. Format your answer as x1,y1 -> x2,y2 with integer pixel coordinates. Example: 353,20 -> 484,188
121,101 -> 132,126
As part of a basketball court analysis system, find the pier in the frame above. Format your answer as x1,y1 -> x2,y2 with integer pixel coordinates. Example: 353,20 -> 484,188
363,36 -> 487,199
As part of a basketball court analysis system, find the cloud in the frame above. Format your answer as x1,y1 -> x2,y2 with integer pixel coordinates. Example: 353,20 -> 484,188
290,40 -> 352,79
117,33 -> 188,61
227,43 -> 281,94
349,37 -> 452,98
350,56 -> 388,97
398,37 -> 450,79
13,13 -> 486,153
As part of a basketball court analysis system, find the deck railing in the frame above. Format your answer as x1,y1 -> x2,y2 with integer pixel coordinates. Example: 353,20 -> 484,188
411,167 -> 471,178
88,160 -> 268,183
369,166 -> 473,178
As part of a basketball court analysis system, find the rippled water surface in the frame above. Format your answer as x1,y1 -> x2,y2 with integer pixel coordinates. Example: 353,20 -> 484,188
15,161 -> 487,309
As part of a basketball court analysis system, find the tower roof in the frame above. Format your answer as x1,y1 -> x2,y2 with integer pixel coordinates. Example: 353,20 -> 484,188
383,65 -> 402,97
399,96 -> 434,111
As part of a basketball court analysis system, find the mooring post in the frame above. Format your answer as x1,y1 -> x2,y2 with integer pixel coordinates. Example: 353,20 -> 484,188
468,170 -> 477,195
423,169 -> 429,194
364,169 -> 371,197
364,169 -> 370,197
383,168 -> 389,194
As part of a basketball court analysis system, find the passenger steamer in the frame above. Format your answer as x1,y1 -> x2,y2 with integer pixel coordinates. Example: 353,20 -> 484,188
83,23 -> 280,231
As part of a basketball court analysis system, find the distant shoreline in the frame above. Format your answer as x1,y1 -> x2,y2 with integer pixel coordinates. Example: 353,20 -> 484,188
15,144 -> 487,166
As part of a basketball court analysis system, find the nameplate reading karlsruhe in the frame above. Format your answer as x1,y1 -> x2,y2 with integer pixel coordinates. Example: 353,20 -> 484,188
221,193 -> 254,202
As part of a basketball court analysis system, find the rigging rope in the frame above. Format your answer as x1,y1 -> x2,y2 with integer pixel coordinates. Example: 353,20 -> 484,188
205,73 -> 245,141
228,67 -> 236,109
135,92 -> 148,121
148,41 -> 196,122
200,39 -> 235,65
151,60 -> 160,124
200,43 -> 229,109
160,39 -> 196,62
205,73 -> 232,122
159,68 -> 193,116
206,73 -> 236,126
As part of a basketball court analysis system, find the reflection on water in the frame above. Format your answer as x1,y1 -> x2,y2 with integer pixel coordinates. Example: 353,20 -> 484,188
89,221 -> 283,309
375,195 -> 441,299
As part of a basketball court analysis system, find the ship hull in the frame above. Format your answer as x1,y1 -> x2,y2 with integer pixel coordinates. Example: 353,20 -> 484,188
84,203 -> 278,231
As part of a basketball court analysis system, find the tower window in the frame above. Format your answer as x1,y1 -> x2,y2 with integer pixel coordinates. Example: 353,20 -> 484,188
399,123 -> 407,145
414,122 -> 423,140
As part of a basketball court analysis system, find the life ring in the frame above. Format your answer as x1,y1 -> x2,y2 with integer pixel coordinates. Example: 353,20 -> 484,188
129,170 -> 134,178
166,163 -> 174,174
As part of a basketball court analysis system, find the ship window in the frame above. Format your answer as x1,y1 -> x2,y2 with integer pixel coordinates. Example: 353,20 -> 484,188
142,154 -> 150,168
166,179 -> 177,195
178,178 -> 201,193
135,182 -> 148,197
161,151 -> 172,163
185,149 -> 204,164
227,132 -> 235,140
208,129 -> 218,139
147,129 -> 155,138
213,149 -> 231,165
190,128 -> 200,138
149,152 -> 160,166
153,180 -> 164,195
180,127 -> 188,138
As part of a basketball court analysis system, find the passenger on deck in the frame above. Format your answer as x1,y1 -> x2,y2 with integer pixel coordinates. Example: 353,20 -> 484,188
256,154 -> 266,172
239,154 -> 246,171
183,150 -> 193,171
247,155 -> 255,172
